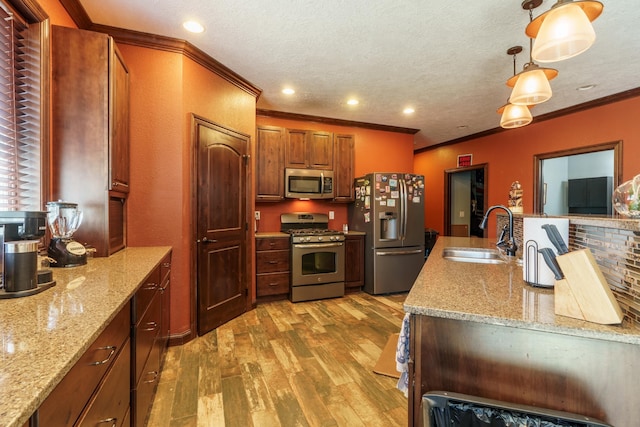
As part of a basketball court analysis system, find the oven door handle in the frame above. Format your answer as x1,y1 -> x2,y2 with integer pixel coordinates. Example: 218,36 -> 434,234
293,242 -> 344,249
376,249 -> 423,256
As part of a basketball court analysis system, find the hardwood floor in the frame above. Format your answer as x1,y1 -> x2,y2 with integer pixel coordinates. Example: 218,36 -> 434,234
147,292 -> 408,427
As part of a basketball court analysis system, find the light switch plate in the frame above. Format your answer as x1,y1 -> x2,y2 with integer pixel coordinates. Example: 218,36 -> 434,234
329,211 -> 334,220
254,211 -> 260,220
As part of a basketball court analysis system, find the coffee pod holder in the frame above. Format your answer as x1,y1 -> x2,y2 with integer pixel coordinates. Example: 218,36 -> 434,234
554,249 -> 623,325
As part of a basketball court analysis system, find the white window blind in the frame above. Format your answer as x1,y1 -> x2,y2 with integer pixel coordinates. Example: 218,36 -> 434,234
0,2 -> 41,211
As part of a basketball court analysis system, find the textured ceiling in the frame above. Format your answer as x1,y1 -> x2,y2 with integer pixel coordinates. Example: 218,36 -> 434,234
78,0 -> 640,149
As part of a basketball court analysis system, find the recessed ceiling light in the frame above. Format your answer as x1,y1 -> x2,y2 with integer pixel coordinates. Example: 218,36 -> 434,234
577,84 -> 596,91
403,107 -> 415,114
282,88 -> 295,95
183,21 -> 205,33
346,99 -> 359,106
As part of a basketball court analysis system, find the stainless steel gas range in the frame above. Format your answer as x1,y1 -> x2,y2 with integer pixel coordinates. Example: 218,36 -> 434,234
281,213 -> 345,303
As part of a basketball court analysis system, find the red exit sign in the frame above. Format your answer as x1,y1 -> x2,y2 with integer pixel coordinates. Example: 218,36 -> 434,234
457,154 -> 472,167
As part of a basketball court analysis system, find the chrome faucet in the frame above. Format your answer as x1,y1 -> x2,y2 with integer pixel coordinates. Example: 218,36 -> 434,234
479,205 -> 518,257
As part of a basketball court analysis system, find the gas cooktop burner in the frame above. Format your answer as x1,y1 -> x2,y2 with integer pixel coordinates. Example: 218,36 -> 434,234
286,228 -> 343,236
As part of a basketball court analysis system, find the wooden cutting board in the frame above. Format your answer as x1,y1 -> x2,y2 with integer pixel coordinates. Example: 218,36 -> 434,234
554,249 -> 623,325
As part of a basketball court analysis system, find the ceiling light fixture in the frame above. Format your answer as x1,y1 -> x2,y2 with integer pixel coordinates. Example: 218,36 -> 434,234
183,20 -> 205,33
499,46 -> 533,129
526,0 -> 603,63
507,1 -> 558,106
282,88 -> 295,95
346,99 -> 359,106
403,107 -> 415,114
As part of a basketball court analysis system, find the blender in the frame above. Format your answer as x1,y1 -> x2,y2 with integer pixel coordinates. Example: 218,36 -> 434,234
47,201 -> 87,267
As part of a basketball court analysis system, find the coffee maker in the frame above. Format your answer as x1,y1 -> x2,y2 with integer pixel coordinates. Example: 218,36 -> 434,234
0,211 -> 56,299
46,201 -> 87,267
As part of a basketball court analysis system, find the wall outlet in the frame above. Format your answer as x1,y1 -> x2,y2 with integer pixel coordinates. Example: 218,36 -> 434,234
329,211 -> 335,220
254,211 -> 261,220
459,210 -> 465,218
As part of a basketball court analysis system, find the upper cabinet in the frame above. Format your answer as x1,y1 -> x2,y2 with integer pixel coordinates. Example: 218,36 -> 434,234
285,129 -> 333,170
333,134 -> 355,202
256,126 -> 285,202
51,26 -> 130,256
255,124 -> 354,202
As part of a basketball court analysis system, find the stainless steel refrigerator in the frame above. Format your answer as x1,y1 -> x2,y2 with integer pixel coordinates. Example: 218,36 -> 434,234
348,172 -> 425,294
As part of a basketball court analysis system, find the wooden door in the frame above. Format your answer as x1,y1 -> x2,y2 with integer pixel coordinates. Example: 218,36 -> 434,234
194,115 -> 250,336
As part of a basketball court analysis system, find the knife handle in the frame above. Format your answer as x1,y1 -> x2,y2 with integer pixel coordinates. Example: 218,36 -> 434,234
538,247 -> 564,280
541,224 -> 569,254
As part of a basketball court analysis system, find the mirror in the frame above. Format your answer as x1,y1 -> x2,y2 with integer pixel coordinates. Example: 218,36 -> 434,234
534,141 -> 622,216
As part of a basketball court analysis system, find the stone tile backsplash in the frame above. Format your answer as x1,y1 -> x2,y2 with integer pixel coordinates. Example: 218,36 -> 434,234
498,214 -> 640,328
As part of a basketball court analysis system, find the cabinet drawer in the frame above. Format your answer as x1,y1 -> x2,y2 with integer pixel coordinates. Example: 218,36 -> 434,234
38,302 -> 130,427
256,237 -> 289,251
134,291 -> 161,384
257,272 -> 290,296
76,339 -> 131,427
134,266 -> 161,324
134,337 -> 162,427
256,250 -> 290,273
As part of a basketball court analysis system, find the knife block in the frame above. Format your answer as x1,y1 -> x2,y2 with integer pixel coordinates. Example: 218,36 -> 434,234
554,249 -> 623,325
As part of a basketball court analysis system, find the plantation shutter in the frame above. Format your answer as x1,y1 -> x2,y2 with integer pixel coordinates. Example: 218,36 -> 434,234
0,2 -> 41,211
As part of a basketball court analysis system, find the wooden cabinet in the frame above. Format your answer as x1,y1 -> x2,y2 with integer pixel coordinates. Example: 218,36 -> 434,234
132,254 -> 171,427
333,134 -> 355,202
38,302 -> 131,427
51,25 -> 130,257
344,234 -> 364,293
256,126 -> 285,201
285,129 -> 333,170
256,236 -> 290,301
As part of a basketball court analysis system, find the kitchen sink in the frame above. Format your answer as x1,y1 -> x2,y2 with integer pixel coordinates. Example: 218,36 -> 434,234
442,247 -> 506,264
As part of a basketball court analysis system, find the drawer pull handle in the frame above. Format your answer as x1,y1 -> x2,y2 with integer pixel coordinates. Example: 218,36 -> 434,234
144,371 -> 159,383
143,321 -> 158,331
268,260 -> 278,264
90,346 -> 116,366
268,283 -> 279,287
97,417 -> 117,426
144,282 -> 159,291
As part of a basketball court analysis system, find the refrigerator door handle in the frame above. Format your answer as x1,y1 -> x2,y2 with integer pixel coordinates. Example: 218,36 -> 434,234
400,178 -> 407,239
377,249 -> 423,256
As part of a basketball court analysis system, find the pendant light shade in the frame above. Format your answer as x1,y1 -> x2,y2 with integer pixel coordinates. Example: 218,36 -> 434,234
526,0 -> 603,63
508,63 -> 555,105
499,103 -> 533,129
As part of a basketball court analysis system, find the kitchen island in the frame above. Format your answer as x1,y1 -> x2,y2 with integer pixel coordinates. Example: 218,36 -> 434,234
404,236 -> 640,427
0,246 -> 171,427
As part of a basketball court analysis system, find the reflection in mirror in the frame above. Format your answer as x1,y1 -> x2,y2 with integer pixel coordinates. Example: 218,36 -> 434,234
534,141 -> 622,216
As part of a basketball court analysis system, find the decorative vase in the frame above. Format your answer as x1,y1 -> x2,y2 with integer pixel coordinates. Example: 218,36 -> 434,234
613,174 -> 640,218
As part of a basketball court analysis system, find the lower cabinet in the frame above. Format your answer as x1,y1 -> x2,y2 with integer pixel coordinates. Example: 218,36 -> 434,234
256,236 -> 290,301
37,301 -> 131,427
345,234 -> 364,293
36,251 -> 172,427
132,252 -> 171,427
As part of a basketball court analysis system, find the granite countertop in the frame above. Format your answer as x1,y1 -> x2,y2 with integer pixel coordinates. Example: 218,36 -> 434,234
404,236 -> 640,345
0,246 -> 171,427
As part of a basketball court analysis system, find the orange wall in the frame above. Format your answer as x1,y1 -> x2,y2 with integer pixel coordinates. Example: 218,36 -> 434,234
414,95 -> 640,238
255,116 -> 415,231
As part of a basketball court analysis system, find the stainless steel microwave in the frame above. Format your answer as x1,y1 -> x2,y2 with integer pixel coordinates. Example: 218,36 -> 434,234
285,168 -> 334,199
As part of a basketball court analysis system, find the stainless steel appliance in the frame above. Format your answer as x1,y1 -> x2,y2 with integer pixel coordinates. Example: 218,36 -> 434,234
285,168 -> 334,199
46,201 -> 87,267
281,213 -> 345,302
0,211 -> 55,299
349,172 -> 425,294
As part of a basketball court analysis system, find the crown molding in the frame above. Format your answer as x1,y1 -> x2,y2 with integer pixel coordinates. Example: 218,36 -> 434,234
256,109 -> 420,135
57,0 -> 261,98
415,87 -> 640,153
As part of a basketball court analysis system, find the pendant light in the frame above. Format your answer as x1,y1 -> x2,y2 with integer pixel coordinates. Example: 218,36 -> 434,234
498,46 -> 533,129
499,103 -> 533,129
526,0 -> 603,63
508,1 -> 558,106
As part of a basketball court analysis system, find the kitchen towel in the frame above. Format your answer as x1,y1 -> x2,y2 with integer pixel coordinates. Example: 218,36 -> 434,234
523,217 -> 569,287
396,313 -> 410,396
